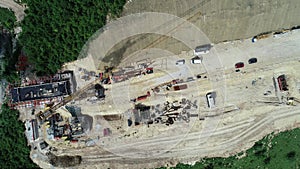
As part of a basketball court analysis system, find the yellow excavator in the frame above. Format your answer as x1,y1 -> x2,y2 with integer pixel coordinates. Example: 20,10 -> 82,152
287,97 -> 300,106
37,78 -> 100,121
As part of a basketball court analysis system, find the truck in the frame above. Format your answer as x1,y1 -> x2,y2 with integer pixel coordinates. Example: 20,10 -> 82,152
173,84 -> 188,91
206,92 -> 216,108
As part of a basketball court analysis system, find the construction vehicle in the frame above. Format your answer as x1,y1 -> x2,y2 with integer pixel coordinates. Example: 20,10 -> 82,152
277,74 -> 288,91
99,66 -> 113,84
173,84 -> 188,91
252,32 -> 272,42
37,79 -> 100,121
287,97 -> 300,106
131,91 -> 151,102
152,79 -> 182,93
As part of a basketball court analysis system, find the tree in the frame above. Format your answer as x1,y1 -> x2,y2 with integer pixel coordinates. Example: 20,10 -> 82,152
0,103 -> 39,168
19,0 -> 126,75
287,151 -> 296,160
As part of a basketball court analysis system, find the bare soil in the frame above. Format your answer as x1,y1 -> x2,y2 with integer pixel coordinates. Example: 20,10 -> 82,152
102,0 -> 300,67
123,0 -> 300,42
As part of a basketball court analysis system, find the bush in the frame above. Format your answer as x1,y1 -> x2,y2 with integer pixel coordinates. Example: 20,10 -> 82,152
0,103 -> 39,168
0,7 -> 16,31
19,0 -> 126,75
286,151 -> 296,160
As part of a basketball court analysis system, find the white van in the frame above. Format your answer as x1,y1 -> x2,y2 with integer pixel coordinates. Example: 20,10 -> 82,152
191,56 -> 202,64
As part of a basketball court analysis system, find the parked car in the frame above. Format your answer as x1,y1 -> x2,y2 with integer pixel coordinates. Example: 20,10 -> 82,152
146,67 -> 153,74
235,62 -> 244,68
248,57 -> 258,64
196,74 -> 202,78
176,59 -> 185,65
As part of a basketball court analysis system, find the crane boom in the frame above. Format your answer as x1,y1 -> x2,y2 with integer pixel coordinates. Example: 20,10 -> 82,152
37,79 -> 100,121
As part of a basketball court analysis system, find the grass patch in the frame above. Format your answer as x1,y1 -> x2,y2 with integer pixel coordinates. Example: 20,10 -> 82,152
0,103 -> 39,168
0,7 -> 16,31
160,128 -> 300,169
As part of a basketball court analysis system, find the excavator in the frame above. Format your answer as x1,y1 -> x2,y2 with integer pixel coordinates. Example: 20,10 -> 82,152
286,97 -> 300,106
37,66 -> 117,121
37,78 -> 100,121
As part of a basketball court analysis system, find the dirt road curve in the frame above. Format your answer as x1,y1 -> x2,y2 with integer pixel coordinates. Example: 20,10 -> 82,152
123,0 -> 300,42
0,0 -> 25,22
73,106 -> 300,169
62,28 -> 300,168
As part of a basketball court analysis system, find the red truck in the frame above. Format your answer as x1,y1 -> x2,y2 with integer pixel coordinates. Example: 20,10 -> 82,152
173,84 -> 188,91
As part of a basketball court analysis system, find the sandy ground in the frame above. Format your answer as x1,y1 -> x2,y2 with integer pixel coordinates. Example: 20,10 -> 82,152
42,30 -> 300,169
98,0 -> 300,67
8,0 -> 298,168
122,0 -> 300,43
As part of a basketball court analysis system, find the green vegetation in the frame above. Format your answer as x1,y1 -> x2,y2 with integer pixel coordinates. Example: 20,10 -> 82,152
19,0 -> 126,75
0,7 -> 17,31
0,7 -> 20,84
161,128 -> 300,169
0,103 -> 39,168
0,40 -> 22,84
1,2 -> 127,168
0,9 -> 33,169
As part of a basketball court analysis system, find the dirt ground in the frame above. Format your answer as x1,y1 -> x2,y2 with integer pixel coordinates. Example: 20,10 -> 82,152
122,0 -> 300,43
53,29 -> 300,169
25,1 -> 300,168
100,0 -> 300,67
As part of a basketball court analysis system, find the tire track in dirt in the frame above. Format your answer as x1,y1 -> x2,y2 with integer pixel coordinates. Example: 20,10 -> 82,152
81,106 -> 300,164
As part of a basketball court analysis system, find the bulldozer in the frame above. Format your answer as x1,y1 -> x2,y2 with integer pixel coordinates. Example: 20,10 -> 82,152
286,97 -> 300,106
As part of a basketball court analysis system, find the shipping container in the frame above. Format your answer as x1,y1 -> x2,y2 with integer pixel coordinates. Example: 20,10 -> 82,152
137,95 -> 148,101
173,84 -> 188,91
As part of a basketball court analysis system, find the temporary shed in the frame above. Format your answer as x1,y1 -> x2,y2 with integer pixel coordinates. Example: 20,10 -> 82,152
194,44 -> 212,55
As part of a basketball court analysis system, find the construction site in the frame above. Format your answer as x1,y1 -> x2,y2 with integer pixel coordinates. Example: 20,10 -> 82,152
3,0 -> 300,168
7,24 -> 299,168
